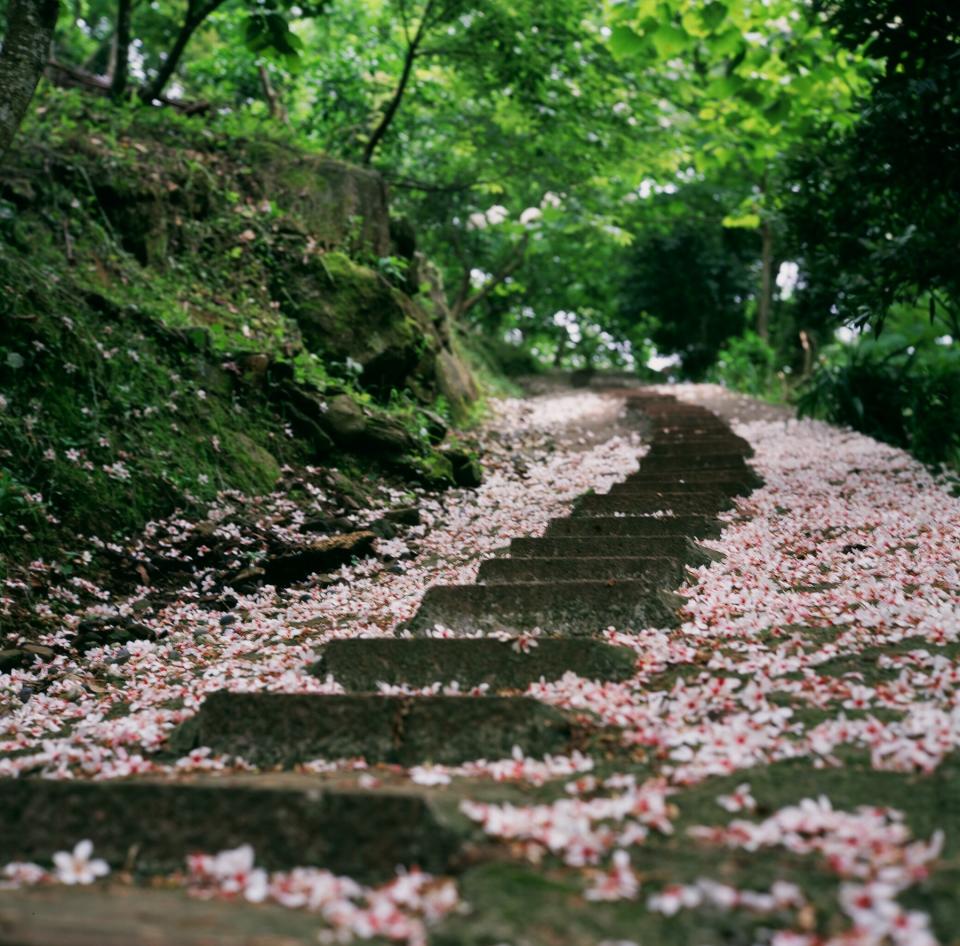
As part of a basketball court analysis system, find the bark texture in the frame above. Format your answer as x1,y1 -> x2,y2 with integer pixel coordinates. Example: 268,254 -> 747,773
0,0 -> 59,157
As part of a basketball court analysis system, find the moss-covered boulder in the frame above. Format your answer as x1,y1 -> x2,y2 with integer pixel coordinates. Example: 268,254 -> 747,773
277,252 -> 437,398
242,141 -> 392,256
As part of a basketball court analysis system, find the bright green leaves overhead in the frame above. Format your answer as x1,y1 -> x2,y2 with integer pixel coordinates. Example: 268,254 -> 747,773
604,0 -> 872,204
722,212 -> 761,229
608,24 -> 648,58
649,22 -> 688,58
244,7 -> 305,67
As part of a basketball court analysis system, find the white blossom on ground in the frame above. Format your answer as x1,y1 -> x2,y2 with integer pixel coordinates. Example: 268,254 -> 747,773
52,840 -> 109,886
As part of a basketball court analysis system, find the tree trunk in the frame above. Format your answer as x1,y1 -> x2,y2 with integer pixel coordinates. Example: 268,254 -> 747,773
757,220 -> 774,342
111,0 -> 133,98
0,0 -> 59,157
258,64 -> 287,123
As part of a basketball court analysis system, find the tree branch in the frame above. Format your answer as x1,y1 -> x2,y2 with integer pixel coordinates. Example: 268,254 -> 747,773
361,0 -> 434,165
141,0 -> 228,103
452,235 -> 529,320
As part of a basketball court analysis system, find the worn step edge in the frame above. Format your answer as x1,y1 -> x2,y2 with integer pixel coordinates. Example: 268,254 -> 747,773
312,638 -> 637,691
504,535 -> 721,566
610,478 -> 757,498
167,692 -> 580,767
543,515 -> 720,538
572,492 -> 733,516
407,581 -> 684,635
0,775 -> 465,880
477,556 -> 687,585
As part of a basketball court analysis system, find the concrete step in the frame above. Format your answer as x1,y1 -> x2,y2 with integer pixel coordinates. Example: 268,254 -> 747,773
0,885 -> 332,946
407,580 -> 681,635
639,411 -> 726,423
572,491 -> 732,517
645,445 -> 752,462
649,433 -> 752,453
0,774 -> 463,880
168,692 -> 577,767
638,455 -> 752,472
619,468 -> 760,487
609,476 -> 757,497
641,413 -> 729,424
544,514 -> 719,538
477,556 -> 686,585
314,637 -> 637,691
506,535 -> 719,566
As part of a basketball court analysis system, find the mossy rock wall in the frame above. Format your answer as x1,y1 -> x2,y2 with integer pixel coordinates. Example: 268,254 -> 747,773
0,94 -> 480,563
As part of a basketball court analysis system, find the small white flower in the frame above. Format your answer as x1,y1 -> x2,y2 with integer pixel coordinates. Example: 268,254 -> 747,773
410,765 -> 452,787
52,840 -> 109,885
519,207 -> 542,226
717,783 -> 756,813
466,211 -> 487,231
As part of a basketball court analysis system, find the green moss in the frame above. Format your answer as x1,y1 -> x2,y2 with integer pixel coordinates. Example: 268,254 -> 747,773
0,89 -> 483,579
431,758 -> 960,945
0,240 -> 298,565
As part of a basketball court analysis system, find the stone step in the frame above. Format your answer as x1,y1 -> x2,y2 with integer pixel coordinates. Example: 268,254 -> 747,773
477,556 -> 686,585
620,469 -> 760,487
609,476 -> 757,497
638,455 -> 752,472
642,413 -> 729,424
645,445 -> 752,462
648,444 -> 753,460
649,432 -> 752,449
314,638 -> 637,691
168,692 -> 576,767
640,410 -> 725,422
0,774 -> 463,880
407,580 -> 680,635
0,885 -> 330,946
572,491 -> 732,517
506,535 -> 719,566
544,514 -> 719,538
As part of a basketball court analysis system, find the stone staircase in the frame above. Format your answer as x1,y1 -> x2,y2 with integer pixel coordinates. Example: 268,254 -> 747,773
0,390 -> 760,890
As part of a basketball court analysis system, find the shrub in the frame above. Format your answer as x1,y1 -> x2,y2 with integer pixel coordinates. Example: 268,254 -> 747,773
707,332 -> 781,400
797,336 -> 960,469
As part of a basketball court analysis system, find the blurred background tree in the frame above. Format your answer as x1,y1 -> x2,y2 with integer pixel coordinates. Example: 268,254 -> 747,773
1,0 -> 957,465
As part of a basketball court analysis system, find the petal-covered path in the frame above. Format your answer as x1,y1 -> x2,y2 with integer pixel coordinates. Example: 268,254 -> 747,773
1,383 -> 958,946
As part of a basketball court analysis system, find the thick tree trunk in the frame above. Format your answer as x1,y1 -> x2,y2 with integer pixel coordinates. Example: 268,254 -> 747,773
0,0 -> 59,157
111,0 -> 133,98
757,220 -> 774,342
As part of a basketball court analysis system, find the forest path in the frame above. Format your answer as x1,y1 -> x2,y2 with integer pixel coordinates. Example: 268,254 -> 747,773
2,383 -> 958,945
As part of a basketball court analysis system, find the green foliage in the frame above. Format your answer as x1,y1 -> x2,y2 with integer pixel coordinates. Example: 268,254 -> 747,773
0,241 -> 300,554
797,336 -> 960,469
618,186 -> 756,378
6,0 -> 957,468
707,332 -> 782,400
783,1 -> 960,335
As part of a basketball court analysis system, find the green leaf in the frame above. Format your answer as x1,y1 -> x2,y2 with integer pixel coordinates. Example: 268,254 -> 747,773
722,213 -> 761,229
608,24 -> 648,59
764,97 -> 792,124
650,23 -> 689,59
709,26 -> 743,58
706,75 -> 740,98
699,1 -> 728,32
